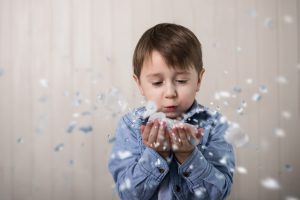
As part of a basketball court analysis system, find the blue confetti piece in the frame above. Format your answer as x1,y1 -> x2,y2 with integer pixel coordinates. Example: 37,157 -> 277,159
0,68 -> 4,77
54,143 -> 64,152
67,121 -> 77,133
79,125 -> 93,134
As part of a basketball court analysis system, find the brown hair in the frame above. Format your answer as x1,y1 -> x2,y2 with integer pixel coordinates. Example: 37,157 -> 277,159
133,23 -> 203,78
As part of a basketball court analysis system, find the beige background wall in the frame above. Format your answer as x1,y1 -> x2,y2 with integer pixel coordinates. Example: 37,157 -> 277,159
0,0 -> 299,199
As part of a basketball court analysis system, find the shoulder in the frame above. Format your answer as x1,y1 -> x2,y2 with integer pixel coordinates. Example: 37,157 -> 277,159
199,105 -> 228,135
188,103 -> 229,145
185,102 -> 227,128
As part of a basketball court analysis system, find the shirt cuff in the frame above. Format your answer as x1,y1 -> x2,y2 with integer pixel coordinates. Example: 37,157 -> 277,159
138,147 -> 170,182
177,148 -> 210,184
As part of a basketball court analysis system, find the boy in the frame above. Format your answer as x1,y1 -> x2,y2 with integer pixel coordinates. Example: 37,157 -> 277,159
108,23 -> 235,200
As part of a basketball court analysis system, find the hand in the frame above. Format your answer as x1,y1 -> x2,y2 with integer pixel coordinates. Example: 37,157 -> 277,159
170,123 -> 203,163
140,120 -> 171,159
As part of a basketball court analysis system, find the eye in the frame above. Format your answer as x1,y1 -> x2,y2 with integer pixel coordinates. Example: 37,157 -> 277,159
176,80 -> 188,84
152,81 -> 163,86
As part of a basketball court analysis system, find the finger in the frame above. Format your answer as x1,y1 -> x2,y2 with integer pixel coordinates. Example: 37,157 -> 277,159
174,123 -> 186,143
170,127 -> 180,151
178,125 -> 187,140
140,125 -> 145,133
179,127 -> 190,146
142,121 -> 153,143
187,127 -> 202,146
183,124 -> 199,141
184,124 -> 197,135
196,128 -> 204,139
157,121 -> 166,142
157,121 -> 170,150
148,120 -> 159,147
163,128 -> 172,150
165,128 -> 171,141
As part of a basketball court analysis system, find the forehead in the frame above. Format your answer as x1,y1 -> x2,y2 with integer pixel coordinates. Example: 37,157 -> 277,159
142,51 -> 194,75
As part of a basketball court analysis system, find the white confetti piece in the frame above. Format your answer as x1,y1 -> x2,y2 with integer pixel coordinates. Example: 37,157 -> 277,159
236,166 -> 248,174
154,158 -> 161,166
241,100 -> 247,108
73,113 -> 80,118
285,196 -> 299,200
283,15 -> 293,24
143,101 -> 157,118
214,91 -> 231,100
194,187 -> 207,198
148,112 -> 166,122
224,123 -> 249,147
119,178 -> 131,191
273,128 -> 286,138
281,110 -> 292,119
246,78 -> 253,84
236,107 -> 244,115
117,150 -> 132,160
248,9 -> 257,18
40,79 -> 49,88
219,156 -> 227,165
276,75 -> 288,84
215,172 -> 225,180
261,177 -> 280,190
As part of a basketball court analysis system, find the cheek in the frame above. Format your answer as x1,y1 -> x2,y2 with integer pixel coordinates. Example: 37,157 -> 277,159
178,87 -> 197,98
143,88 -> 162,101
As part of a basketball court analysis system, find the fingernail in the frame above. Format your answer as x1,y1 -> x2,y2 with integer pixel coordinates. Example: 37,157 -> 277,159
159,123 -> 164,130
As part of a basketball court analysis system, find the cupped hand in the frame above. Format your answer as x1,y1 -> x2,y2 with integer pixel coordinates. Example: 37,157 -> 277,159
140,120 -> 171,159
169,123 -> 203,163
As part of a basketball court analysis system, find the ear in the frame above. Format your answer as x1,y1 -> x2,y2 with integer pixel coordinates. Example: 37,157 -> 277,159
133,74 -> 145,96
196,68 -> 205,92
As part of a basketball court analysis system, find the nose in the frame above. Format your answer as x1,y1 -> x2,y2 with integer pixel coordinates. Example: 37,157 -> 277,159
165,83 -> 177,98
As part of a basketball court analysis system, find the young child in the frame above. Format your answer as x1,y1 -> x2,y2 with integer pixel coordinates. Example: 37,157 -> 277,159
108,23 -> 235,200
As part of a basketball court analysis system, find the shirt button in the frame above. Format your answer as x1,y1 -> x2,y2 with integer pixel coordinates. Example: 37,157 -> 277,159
182,171 -> 190,177
175,185 -> 181,192
158,167 -> 165,173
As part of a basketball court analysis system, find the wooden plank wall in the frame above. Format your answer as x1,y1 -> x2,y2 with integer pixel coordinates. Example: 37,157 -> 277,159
0,0 -> 299,199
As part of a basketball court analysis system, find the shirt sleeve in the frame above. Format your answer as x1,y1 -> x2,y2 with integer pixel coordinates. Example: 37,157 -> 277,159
178,115 -> 235,199
108,115 -> 170,200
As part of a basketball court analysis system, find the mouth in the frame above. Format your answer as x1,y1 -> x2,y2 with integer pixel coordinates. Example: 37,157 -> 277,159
163,106 -> 177,113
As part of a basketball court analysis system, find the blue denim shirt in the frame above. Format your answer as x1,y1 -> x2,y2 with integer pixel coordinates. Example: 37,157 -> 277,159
108,101 -> 235,200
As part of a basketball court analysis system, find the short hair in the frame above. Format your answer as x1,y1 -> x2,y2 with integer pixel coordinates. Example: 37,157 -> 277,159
133,23 -> 203,78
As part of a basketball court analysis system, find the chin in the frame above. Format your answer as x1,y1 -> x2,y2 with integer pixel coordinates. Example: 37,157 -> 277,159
165,113 -> 180,119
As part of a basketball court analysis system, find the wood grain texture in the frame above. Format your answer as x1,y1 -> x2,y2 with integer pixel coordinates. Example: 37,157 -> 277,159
0,0 -> 299,199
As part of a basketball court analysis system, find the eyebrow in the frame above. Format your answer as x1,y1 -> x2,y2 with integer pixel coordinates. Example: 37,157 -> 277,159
146,73 -> 162,78
146,71 -> 191,78
176,71 -> 191,75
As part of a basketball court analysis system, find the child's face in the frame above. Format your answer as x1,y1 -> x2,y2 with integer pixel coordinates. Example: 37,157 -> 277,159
134,51 -> 204,119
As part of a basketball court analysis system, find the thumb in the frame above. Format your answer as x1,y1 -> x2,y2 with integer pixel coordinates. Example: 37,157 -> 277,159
196,128 -> 204,139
